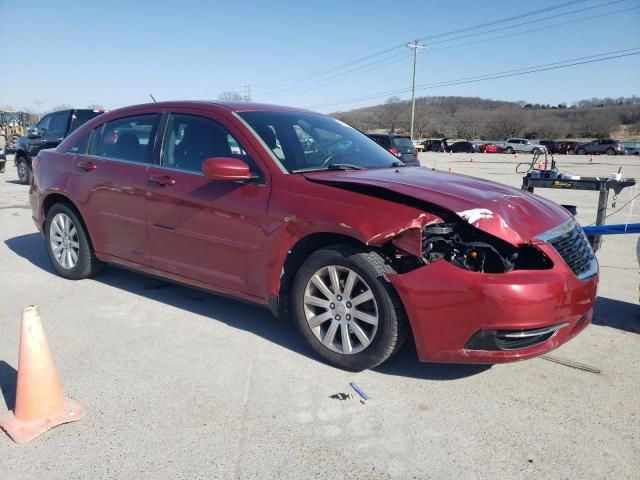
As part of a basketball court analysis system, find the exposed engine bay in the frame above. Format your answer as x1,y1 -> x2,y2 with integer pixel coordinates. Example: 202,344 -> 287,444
420,221 -> 553,274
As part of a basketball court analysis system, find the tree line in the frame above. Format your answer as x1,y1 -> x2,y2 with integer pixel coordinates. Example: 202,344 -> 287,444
332,95 -> 640,140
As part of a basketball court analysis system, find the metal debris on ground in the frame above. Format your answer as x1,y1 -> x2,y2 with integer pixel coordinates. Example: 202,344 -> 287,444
349,382 -> 370,401
540,354 -> 601,374
329,393 -> 353,400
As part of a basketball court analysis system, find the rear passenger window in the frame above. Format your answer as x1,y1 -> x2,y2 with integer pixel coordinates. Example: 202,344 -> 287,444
161,114 -> 263,180
97,114 -> 159,163
68,131 -> 90,154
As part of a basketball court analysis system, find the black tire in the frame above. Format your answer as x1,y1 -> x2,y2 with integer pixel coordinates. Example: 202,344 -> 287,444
44,203 -> 103,280
577,148 -> 586,155
567,149 -> 575,155
605,148 -> 615,156
532,148 -> 541,155
291,245 -> 408,371
16,157 -> 31,184
505,147 -> 514,154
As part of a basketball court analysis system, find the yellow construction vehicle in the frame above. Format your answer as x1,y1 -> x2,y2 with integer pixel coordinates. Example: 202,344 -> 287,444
0,111 -> 31,151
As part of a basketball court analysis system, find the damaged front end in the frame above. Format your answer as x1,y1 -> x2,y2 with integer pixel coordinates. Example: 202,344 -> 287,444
420,221 -> 553,274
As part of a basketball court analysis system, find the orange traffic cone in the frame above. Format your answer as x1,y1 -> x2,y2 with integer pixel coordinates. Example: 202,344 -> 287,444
448,167 -> 452,173
589,155 -> 593,163
0,305 -> 84,443
469,156 -> 474,162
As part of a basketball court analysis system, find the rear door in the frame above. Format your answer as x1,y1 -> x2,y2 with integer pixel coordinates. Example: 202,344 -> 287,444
67,111 -> 160,265
145,109 -> 271,297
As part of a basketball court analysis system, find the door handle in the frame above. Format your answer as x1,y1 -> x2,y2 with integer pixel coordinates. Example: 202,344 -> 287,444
149,174 -> 176,187
77,160 -> 97,171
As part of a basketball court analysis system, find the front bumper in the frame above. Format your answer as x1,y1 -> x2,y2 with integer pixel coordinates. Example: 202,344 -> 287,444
388,242 -> 597,363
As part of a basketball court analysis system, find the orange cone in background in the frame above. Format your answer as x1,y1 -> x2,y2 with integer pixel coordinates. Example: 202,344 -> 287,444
469,156 -> 474,162
448,167 -> 452,172
589,155 -> 594,163
0,305 -> 84,443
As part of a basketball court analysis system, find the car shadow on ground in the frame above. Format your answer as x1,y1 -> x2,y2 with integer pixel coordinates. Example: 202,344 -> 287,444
0,361 -> 17,411
4,180 -> 25,185
593,297 -> 640,333
6,232 -> 493,380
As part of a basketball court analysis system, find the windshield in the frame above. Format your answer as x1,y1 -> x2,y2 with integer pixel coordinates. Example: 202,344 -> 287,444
238,111 -> 401,172
393,137 -> 413,148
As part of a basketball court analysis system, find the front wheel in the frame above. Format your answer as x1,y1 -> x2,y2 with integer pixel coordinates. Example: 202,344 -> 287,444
577,148 -> 586,155
505,147 -> 514,154
17,157 -> 31,184
291,245 -> 407,371
532,148 -> 541,155
44,203 -> 103,280
605,148 -> 615,155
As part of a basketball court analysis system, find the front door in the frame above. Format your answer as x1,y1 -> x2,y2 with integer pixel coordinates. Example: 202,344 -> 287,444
67,112 -> 160,265
145,111 -> 271,298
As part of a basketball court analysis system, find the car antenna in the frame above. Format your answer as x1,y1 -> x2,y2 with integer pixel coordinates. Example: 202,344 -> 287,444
149,94 -> 157,103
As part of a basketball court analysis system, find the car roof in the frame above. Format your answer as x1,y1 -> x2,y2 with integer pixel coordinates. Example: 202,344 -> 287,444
104,100 -> 315,115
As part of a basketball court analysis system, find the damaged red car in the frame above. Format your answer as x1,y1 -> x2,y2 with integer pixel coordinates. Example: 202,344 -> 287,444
29,101 -> 598,371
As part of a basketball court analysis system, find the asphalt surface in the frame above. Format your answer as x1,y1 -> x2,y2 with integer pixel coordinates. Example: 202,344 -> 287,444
0,152 -> 638,479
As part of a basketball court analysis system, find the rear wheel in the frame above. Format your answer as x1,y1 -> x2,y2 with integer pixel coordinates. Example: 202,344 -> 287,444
567,149 -> 575,155
505,147 -> 514,154
291,245 -> 407,371
605,148 -> 615,155
532,148 -> 541,155
44,204 -> 103,280
17,157 -> 31,184
577,148 -> 586,155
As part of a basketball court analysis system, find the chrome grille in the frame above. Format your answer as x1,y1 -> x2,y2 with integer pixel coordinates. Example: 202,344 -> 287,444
547,224 -> 595,278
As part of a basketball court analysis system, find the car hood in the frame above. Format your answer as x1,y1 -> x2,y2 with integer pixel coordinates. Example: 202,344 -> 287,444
304,167 -> 571,245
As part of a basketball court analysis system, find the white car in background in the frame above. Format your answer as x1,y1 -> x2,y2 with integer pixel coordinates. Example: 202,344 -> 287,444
502,138 -> 546,155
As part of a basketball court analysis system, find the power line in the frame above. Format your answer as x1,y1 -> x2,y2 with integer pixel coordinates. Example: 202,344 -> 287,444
253,0 -> 628,98
305,48 -> 640,109
232,0 -> 595,94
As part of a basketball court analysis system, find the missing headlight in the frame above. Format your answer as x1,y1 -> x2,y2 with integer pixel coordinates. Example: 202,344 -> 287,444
422,223 -> 552,273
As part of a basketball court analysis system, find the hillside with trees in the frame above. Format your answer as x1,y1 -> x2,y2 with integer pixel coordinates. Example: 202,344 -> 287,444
332,95 -> 640,140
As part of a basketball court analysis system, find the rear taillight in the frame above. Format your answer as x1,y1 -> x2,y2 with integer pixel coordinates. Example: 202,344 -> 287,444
389,147 -> 399,156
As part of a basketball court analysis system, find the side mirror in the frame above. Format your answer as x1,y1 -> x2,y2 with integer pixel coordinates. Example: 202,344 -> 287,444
202,157 -> 254,182
28,126 -> 41,138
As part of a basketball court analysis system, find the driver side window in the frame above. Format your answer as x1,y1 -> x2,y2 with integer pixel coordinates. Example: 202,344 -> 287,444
161,114 -> 264,182
37,115 -> 52,132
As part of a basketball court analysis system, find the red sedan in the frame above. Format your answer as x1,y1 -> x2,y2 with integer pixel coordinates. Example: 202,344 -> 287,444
29,101 -> 597,371
478,143 -> 505,154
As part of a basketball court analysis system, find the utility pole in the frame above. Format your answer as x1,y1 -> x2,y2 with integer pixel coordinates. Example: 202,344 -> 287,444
244,84 -> 251,102
33,100 -> 44,119
406,41 -> 426,141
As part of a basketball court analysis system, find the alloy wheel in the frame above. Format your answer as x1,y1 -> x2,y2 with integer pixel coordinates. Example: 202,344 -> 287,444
17,161 -> 28,183
303,265 -> 379,355
49,212 -> 80,269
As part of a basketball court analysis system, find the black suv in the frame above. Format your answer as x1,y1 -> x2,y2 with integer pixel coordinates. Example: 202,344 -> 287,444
14,109 -> 103,184
365,133 -> 419,166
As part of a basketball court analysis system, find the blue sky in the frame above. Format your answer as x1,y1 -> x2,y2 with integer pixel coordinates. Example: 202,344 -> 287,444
1,0 -> 638,114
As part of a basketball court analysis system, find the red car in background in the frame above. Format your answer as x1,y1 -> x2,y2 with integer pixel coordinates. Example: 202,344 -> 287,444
29,101 -> 597,371
478,143 -> 505,153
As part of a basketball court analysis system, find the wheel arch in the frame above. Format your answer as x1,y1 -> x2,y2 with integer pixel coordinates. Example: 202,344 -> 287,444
42,193 -> 95,250
271,232 -> 365,318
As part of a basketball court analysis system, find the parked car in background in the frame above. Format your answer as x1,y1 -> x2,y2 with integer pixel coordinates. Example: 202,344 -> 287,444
446,141 -> 476,153
0,127 -> 6,173
30,101 -> 597,371
421,138 -> 446,152
575,139 -> 624,155
539,141 -> 560,154
503,138 -> 546,154
622,141 -> 640,155
365,133 -> 419,165
556,141 -> 580,155
14,108 -> 104,184
477,143 -> 505,154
